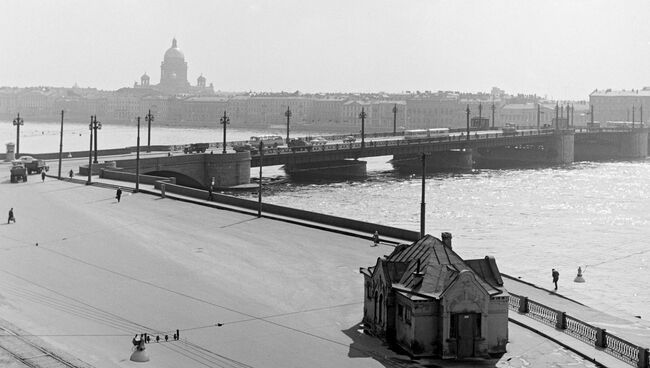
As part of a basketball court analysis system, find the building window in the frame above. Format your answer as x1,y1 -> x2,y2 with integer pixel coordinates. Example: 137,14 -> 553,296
404,307 -> 412,325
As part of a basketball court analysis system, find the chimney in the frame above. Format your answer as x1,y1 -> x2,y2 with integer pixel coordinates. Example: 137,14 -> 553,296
441,232 -> 452,250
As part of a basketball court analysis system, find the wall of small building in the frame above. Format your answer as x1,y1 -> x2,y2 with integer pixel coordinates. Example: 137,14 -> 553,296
486,296 -> 509,355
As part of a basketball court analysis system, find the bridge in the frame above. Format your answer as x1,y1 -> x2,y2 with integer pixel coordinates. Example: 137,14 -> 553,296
105,126 -> 646,188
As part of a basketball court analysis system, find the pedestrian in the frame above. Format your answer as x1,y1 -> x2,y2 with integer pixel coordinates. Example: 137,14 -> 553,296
552,268 -> 560,290
372,231 -> 379,246
69,169 -> 74,179
207,186 -> 214,201
7,208 -> 15,224
41,171 -> 46,182
116,187 -> 122,203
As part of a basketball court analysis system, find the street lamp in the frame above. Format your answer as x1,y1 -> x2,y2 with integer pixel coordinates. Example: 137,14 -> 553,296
465,105 -> 470,141
87,116 -> 93,185
258,141 -> 264,218
491,103 -> 496,129
220,110 -> 230,154
12,113 -> 24,156
420,153 -> 426,237
136,116 -> 141,192
392,104 -> 398,135
91,115 -> 102,164
145,109 -> 154,153
359,107 -> 367,149
58,110 -> 64,179
284,106 -> 292,143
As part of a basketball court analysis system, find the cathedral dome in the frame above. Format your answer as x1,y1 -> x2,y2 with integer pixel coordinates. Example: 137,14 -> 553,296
164,38 -> 185,60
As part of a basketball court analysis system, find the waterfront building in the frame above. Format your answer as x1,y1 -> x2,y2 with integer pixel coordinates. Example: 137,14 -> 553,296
360,233 -> 509,359
405,93 -> 464,129
590,88 -> 650,124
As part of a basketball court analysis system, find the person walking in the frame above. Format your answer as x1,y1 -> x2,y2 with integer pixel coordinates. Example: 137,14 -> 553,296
69,169 -> 74,179
116,187 -> 122,203
372,231 -> 379,246
41,171 -> 46,182
7,208 -> 16,224
552,268 -> 560,290
207,186 -> 214,201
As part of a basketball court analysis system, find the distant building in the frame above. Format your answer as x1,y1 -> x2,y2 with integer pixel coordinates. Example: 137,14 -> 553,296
590,88 -> 650,124
359,233 -> 508,359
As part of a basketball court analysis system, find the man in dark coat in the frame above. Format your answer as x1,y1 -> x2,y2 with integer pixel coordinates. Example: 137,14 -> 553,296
116,188 -> 122,203
552,268 -> 559,290
8,208 -> 15,224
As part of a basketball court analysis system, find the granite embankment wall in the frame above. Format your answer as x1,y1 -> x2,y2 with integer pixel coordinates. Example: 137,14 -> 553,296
150,180 -> 421,242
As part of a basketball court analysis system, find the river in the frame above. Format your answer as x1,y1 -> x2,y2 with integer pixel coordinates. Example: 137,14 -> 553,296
2,121 -> 648,320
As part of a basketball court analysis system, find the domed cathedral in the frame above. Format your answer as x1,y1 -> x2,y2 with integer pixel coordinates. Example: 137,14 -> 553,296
159,38 -> 190,93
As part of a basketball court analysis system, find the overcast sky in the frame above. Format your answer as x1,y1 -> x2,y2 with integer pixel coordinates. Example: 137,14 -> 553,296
2,0 -> 649,100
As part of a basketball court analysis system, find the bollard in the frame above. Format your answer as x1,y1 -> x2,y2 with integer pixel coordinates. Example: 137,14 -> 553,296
556,311 -> 567,330
638,347 -> 649,368
574,266 -> 585,283
595,328 -> 607,348
518,296 -> 529,313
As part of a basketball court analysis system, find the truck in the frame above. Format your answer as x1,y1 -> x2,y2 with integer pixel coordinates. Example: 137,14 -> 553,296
18,155 -> 49,174
183,143 -> 209,154
10,161 -> 27,183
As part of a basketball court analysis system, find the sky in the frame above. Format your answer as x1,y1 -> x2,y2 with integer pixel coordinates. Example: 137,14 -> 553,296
2,0 -> 650,100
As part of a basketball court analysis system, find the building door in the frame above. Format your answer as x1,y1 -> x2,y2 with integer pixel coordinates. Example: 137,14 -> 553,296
455,313 -> 478,358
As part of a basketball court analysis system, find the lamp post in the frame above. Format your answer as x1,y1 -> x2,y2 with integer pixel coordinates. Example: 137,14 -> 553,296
284,106 -> 291,143
420,153 -> 426,238
220,110 -> 230,154
359,107 -> 367,149
136,116 -> 141,192
537,103 -> 541,129
87,116 -> 93,185
392,104 -> 398,135
632,105 -> 635,128
145,109 -> 154,153
555,102 -> 559,130
12,113 -> 24,156
478,103 -> 482,129
91,115 -> 102,164
465,105 -> 470,141
641,106 -> 643,126
58,110 -> 64,179
258,141 -> 263,218
491,102 -> 495,129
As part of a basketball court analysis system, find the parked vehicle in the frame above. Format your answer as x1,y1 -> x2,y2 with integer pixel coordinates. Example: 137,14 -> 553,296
249,135 -> 284,148
18,155 -> 49,174
288,138 -> 312,152
309,137 -> 327,145
183,143 -> 209,154
343,136 -> 356,143
10,160 -> 27,183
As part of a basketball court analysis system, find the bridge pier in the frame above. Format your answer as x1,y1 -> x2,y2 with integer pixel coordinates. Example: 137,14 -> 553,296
575,128 -> 648,161
283,160 -> 367,181
391,149 -> 473,173
473,130 -> 574,168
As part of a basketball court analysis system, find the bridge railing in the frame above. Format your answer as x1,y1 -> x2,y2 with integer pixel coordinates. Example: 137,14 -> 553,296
509,292 -> 649,367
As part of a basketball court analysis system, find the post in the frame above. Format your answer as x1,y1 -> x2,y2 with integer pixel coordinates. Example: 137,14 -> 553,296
58,110 -> 64,179
420,153 -> 426,238
555,311 -> 566,330
87,117 -> 93,185
12,113 -> 24,156
555,103 -> 559,130
518,296 -> 529,313
220,110 -> 230,154
641,106 -> 644,126
590,104 -> 594,125
478,102 -> 482,128
285,106 -> 291,142
491,102 -> 495,128
632,105 -> 636,128
92,116 -> 101,164
258,141 -> 263,218
595,328 -> 607,348
537,104 -> 541,129
359,107 -> 367,149
136,117 -> 141,193
465,105 -> 470,141
392,104 -> 398,135
145,109 -> 154,153
570,104 -> 574,127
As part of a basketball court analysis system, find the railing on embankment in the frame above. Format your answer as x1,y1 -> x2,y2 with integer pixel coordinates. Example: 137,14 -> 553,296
509,292 -> 650,367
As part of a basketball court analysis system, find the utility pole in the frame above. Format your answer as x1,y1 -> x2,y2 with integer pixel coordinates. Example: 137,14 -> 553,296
136,117 -> 141,192
392,104 -> 398,135
420,153 -> 426,238
258,141 -> 263,218
359,107 -> 367,149
465,105 -> 470,141
87,116 -> 93,185
58,110 -> 64,179
12,113 -> 23,156
91,115 -> 102,164
145,109 -> 154,153
284,106 -> 291,143
220,110 -> 230,154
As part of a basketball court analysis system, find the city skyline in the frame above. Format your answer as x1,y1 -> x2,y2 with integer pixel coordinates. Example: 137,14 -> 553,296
2,0 -> 650,100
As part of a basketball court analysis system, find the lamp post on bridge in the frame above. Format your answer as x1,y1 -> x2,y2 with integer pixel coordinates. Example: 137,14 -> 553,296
284,106 -> 291,143
491,102 -> 495,129
58,110 -> 64,179
145,109 -> 154,153
392,104 -> 398,135
136,116 -> 141,193
465,105 -> 470,142
478,103 -> 482,130
420,153 -> 426,238
12,113 -> 24,156
87,116 -> 93,185
359,107 -> 367,149
258,141 -> 264,218
91,115 -> 102,164
220,110 -> 230,154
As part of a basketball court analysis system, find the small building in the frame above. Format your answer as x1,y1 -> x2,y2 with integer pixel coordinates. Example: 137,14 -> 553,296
359,233 -> 508,359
